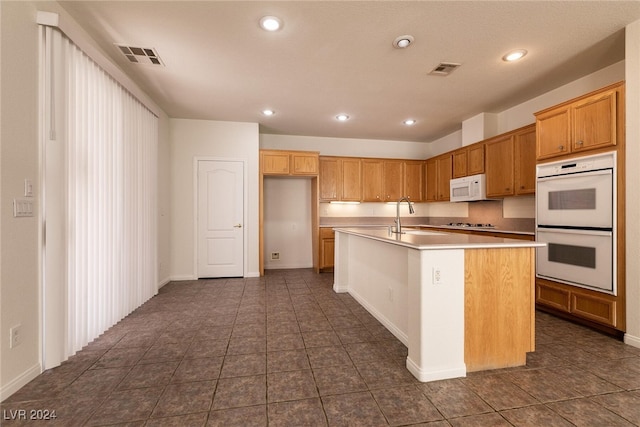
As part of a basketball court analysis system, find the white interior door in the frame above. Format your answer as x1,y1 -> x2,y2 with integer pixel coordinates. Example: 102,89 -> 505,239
197,160 -> 244,278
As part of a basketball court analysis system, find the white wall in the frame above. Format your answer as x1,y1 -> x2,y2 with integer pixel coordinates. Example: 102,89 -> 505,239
625,20 -> 640,347
0,0 -> 173,398
1,0 -> 41,399
170,119 -> 260,279
263,178 -> 313,269
260,133 -> 431,159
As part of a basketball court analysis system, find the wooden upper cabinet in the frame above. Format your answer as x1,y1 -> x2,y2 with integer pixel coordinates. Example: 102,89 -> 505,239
319,157 -> 340,201
425,158 -> 438,202
535,82 -> 622,161
361,159 -> 384,202
436,155 -> 452,201
468,144 -> 485,175
261,151 -> 291,175
572,88 -> 617,153
261,150 -> 319,176
340,158 -> 362,201
291,152 -> 319,175
514,125 -> 536,195
485,135 -> 515,197
404,161 -> 424,202
452,150 -> 468,178
383,160 -> 404,202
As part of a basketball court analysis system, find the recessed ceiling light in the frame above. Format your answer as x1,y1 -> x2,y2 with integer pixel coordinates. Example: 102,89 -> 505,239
260,16 -> 282,31
502,49 -> 527,62
262,109 -> 275,116
336,114 -> 350,122
403,119 -> 416,126
393,35 -> 414,49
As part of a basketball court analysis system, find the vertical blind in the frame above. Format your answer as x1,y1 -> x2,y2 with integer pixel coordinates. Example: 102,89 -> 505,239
42,26 -> 158,362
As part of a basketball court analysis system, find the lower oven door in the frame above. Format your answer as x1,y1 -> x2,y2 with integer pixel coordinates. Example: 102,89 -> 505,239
536,228 -> 615,294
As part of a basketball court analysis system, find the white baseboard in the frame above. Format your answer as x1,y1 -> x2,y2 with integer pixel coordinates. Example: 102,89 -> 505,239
624,333 -> 640,349
158,276 -> 171,288
0,363 -> 41,402
169,275 -> 196,282
245,271 -> 260,278
347,288 -> 408,346
406,357 -> 467,382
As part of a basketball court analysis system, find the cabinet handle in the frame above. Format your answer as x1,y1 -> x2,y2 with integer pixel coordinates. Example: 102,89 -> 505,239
233,224 -> 242,228
558,145 -> 565,151
576,140 -> 584,146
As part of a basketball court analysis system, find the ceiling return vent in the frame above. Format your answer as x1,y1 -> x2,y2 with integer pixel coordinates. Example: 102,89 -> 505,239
428,62 -> 461,76
115,44 -> 164,66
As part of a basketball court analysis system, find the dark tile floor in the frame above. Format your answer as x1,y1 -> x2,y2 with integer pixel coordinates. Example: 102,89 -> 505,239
3,268 -> 640,426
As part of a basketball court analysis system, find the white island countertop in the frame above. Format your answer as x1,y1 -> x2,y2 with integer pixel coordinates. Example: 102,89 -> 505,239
333,227 -> 545,250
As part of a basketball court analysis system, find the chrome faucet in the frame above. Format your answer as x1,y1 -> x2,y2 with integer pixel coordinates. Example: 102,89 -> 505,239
393,196 -> 415,234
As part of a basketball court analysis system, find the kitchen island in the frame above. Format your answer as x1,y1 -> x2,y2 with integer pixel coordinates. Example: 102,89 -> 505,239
333,227 -> 545,382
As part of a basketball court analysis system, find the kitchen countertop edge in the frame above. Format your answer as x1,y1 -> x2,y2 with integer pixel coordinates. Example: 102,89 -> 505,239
334,227 -> 544,251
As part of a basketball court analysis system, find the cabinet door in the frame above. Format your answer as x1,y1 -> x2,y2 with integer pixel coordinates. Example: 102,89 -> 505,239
319,228 -> 335,269
536,107 -> 570,160
383,160 -> 404,201
319,157 -> 340,201
436,155 -> 452,201
514,126 -> 536,195
572,89 -> 617,152
467,144 -> 485,175
404,161 -> 424,202
341,158 -> 362,201
425,158 -> 438,202
486,135 -> 514,197
291,153 -> 319,175
452,150 -> 468,178
261,151 -> 290,175
361,160 -> 383,201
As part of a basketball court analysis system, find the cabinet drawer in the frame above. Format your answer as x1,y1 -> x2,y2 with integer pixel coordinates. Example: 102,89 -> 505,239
320,228 -> 335,239
536,281 -> 570,312
571,293 -> 616,327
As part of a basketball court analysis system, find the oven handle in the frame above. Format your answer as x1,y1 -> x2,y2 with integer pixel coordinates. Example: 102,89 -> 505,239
536,168 -> 612,182
536,227 -> 612,237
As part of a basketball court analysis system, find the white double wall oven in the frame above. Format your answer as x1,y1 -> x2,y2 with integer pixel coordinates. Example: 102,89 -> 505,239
536,152 -> 616,295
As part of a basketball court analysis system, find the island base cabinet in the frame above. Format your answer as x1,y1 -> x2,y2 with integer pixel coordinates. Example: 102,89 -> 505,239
333,230 -> 538,381
464,248 -> 535,372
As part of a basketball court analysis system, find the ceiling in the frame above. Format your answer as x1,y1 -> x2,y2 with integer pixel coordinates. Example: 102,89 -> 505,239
59,1 -> 640,144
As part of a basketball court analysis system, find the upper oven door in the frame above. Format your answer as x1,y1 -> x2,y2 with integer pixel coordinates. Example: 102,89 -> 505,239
536,168 -> 613,228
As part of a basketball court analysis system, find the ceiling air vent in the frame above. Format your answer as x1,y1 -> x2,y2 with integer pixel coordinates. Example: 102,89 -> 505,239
116,45 -> 164,66
428,62 -> 461,76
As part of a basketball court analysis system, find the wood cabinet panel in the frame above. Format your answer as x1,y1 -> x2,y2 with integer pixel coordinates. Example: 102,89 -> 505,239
572,293 -> 616,327
261,150 -> 319,176
436,155 -> 452,201
536,280 -> 571,313
485,135 -> 514,197
340,158 -> 362,201
383,160 -> 404,202
361,159 -> 384,202
514,125 -> 536,195
452,150 -> 467,178
261,151 -> 290,175
572,89 -> 617,153
319,228 -> 335,270
292,153 -> 319,175
319,157 -> 339,201
468,144 -> 485,175
535,82 -> 622,161
404,161 -> 424,202
425,158 -> 437,202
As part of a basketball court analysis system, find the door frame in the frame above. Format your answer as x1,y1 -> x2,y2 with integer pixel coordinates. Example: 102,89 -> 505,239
193,157 -> 248,278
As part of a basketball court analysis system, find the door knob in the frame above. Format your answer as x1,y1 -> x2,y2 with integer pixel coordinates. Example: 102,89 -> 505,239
233,224 -> 242,228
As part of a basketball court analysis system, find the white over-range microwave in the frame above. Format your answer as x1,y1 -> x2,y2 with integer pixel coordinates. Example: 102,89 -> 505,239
450,174 -> 489,202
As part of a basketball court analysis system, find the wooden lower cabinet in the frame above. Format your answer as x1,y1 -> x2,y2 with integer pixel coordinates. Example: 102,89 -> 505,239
319,228 -> 335,270
535,278 -> 620,331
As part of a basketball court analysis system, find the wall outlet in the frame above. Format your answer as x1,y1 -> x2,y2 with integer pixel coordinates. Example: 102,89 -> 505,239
10,324 -> 22,348
271,252 -> 280,260
432,267 -> 443,285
